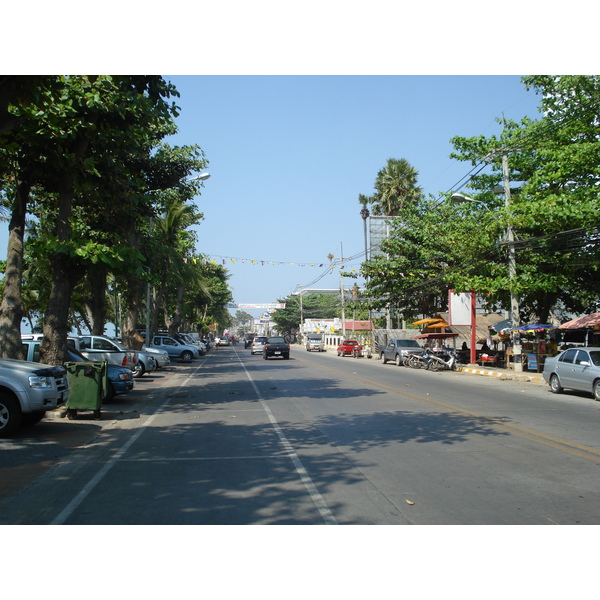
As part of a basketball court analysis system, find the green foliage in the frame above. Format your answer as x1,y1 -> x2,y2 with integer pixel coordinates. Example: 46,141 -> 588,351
269,293 -> 341,333
363,76 -> 600,324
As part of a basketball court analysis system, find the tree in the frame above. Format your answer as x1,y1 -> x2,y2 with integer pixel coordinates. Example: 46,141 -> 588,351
448,75 -> 600,322
269,293 -> 340,335
361,157 -> 422,216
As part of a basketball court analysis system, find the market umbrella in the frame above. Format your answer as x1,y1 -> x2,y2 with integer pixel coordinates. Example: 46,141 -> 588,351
558,313 -> 600,330
427,321 -> 450,328
411,318 -> 442,326
489,319 -> 512,334
512,323 -> 557,332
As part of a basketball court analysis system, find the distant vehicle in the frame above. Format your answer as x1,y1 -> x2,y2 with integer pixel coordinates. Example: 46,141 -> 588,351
306,335 -> 325,352
263,336 -> 290,360
244,333 -> 256,349
217,336 -> 231,347
379,338 -> 423,366
543,347 -> 600,401
251,336 -> 268,355
337,340 -> 362,357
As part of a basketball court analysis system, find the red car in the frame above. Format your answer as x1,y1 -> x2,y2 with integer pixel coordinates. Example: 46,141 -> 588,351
337,339 -> 363,357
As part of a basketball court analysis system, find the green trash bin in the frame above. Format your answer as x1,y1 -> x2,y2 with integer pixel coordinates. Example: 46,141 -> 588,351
64,361 -> 108,419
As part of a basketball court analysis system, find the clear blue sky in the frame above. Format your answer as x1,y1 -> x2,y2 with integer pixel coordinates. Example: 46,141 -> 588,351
162,75 -> 542,317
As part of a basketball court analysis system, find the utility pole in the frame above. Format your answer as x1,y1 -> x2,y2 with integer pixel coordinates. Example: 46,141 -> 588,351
502,151 -> 522,371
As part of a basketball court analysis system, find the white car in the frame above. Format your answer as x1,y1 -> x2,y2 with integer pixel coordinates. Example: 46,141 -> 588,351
251,336 -> 268,354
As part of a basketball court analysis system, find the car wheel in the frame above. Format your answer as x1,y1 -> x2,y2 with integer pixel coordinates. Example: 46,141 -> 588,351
263,353 -> 268,360
594,380 -> 600,401
549,374 -> 563,394
380,353 -> 387,364
103,382 -> 116,402
132,361 -> 145,378
0,393 -> 22,438
181,350 -> 193,362
284,354 -> 290,359
395,354 -> 402,366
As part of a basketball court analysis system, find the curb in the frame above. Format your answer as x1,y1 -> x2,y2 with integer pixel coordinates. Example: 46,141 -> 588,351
457,366 -> 544,384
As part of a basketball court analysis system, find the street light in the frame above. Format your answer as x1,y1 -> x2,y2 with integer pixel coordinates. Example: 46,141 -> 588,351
450,192 -> 490,210
187,172 -> 211,182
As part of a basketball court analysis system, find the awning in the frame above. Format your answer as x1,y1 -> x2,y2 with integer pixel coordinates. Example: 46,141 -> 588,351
559,313 -> 600,330
413,332 -> 459,339
512,323 -> 557,333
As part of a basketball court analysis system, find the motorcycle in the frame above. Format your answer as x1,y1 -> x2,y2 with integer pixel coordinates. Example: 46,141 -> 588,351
426,349 -> 458,371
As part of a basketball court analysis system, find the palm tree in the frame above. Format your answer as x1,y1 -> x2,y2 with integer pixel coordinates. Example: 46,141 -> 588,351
371,158 -> 422,216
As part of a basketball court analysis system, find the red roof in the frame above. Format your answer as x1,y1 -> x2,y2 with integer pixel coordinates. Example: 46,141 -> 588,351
344,320 -> 374,331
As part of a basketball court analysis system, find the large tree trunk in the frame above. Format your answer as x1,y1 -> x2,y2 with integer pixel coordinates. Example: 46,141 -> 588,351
85,269 -> 108,335
0,179 -> 29,359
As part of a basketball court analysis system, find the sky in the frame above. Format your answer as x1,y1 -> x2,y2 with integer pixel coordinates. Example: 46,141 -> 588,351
159,75 -> 543,317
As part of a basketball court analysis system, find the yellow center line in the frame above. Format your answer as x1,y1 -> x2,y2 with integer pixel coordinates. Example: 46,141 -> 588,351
295,355 -> 600,462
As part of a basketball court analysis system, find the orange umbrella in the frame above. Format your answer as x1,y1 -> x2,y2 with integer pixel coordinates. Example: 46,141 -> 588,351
427,322 -> 450,329
411,318 -> 441,326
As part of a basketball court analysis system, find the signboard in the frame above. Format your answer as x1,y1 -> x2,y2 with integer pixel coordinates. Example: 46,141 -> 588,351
448,290 -> 473,326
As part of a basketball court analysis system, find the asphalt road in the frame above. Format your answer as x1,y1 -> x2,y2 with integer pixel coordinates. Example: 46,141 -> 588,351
1,345 -> 599,525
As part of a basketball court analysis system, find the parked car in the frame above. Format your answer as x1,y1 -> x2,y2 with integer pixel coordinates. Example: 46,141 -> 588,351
77,335 -> 138,370
543,346 -> 600,401
132,351 -> 157,378
251,336 -> 268,355
21,337 -> 134,402
0,357 -> 70,437
149,335 -> 200,362
337,339 -> 362,357
142,346 -> 171,369
264,336 -> 290,359
176,333 -> 206,355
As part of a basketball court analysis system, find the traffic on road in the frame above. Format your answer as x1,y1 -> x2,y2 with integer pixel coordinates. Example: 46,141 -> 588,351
2,341 -> 599,525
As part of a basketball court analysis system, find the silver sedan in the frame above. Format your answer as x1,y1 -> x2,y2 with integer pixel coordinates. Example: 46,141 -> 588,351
543,346 -> 600,400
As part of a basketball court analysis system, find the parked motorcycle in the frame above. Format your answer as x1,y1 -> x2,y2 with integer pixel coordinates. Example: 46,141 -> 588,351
426,349 -> 458,371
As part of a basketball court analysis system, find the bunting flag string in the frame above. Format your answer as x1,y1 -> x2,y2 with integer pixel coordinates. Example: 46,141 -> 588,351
182,254 -> 360,272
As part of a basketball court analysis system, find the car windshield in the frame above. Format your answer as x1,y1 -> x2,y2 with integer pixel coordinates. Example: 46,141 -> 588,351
268,337 -> 286,343
254,338 -> 267,343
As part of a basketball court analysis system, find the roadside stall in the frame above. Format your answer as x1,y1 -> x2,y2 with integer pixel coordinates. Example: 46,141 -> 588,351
511,323 -> 558,373
558,313 -> 600,347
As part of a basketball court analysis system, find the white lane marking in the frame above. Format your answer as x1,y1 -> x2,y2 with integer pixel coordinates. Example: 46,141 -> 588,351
50,364 -> 204,525
235,350 -> 338,525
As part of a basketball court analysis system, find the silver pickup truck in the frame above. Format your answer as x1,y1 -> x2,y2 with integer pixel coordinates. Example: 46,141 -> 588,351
0,358 -> 70,437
